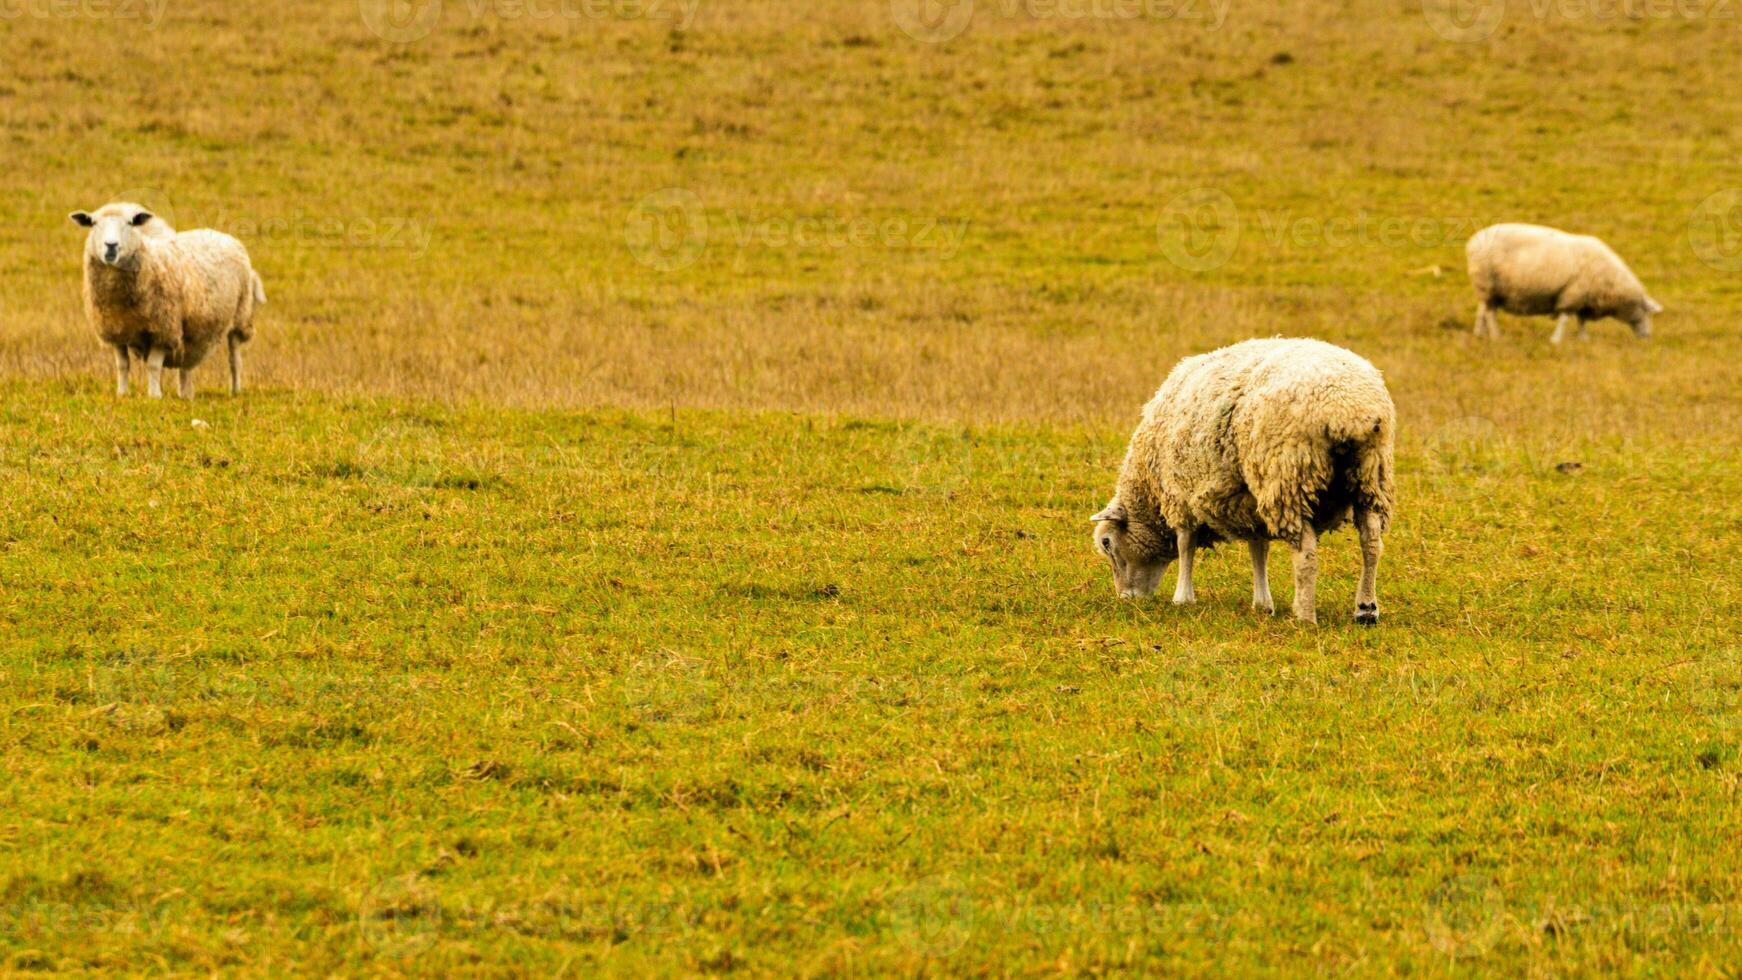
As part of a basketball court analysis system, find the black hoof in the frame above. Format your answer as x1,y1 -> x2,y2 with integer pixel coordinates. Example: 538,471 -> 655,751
1355,610 -> 1379,626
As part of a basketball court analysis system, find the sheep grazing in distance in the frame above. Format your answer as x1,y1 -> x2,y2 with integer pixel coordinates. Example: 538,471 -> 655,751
70,202 -> 266,399
1092,338 -> 1397,625
1467,223 -> 1663,343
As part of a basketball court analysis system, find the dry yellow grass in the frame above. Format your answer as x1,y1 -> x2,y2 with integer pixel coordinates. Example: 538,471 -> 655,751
3,0 -> 1738,439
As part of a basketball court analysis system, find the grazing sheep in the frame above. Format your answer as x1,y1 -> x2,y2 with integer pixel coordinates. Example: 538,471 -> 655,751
1467,223 -> 1662,343
1091,338 -> 1396,625
70,202 -> 266,399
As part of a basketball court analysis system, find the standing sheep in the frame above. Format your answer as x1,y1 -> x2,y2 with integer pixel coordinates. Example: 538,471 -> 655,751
1091,338 -> 1396,625
1467,223 -> 1662,343
70,201 -> 266,399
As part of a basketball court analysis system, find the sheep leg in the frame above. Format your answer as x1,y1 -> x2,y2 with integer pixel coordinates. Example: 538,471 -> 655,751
1551,314 -> 1571,344
145,346 -> 167,399
113,346 -> 130,396
1249,538 -> 1274,615
1289,525 -> 1318,624
1577,317 -> 1591,341
1172,527 -> 1197,605
228,334 -> 243,395
1355,510 -> 1384,626
1474,302 -> 1498,339
178,368 -> 194,401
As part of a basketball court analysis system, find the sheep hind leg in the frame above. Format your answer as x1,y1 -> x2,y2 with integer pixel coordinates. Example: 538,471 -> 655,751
1577,317 -> 1591,342
228,334 -> 243,395
113,346 -> 130,396
1551,314 -> 1571,344
1172,527 -> 1197,605
178,368 -> 194,401
1289,525 -> 1318,624
1354,510 -> 1384,626
1249,539 -> 1274,615
145,346 -> 167,399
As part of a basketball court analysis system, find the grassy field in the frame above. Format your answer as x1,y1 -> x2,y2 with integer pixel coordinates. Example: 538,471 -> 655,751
3,0 -> 1742,974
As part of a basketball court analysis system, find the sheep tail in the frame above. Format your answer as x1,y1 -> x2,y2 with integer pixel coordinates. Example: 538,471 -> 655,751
1347,414 -> 1396,532
251,271 -> 267,305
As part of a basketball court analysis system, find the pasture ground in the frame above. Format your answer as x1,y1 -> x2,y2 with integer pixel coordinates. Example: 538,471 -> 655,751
2,0 -> 1741,973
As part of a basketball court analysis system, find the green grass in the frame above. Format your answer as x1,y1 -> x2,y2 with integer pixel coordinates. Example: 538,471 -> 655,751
2,381 -> 1739,974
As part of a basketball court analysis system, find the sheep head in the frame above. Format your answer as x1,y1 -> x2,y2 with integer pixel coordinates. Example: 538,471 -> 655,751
70,203 -> 171,269
1090,501 -> 1176,600
1628,297 -> 1664,339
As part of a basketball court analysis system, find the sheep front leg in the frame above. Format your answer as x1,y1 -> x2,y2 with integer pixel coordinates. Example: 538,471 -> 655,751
1172,527 -> 1197,605
1355,510 -> 1384,626
1249,539 -> 1274,615
1551,314 -> 1571,344
1577,317 -> 1591,341
178,368 -> 195,400
1474,302 -> 1498,339
228,334 -> 243,395
145,346 -> 168,399
113,346 -> 130,396
1290,525 -> 1318,624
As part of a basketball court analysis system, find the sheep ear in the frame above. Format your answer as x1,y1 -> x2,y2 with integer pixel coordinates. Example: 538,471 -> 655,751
130,211 -> 155,227
1090,504 -> 1128,527
1645,298 -> 1664,314
70,211 -> 94,227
